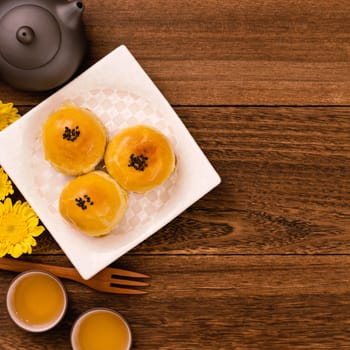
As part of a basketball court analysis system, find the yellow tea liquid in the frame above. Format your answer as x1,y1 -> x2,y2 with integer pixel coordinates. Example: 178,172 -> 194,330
75,310 -> 131,350
12,273 -> 65,327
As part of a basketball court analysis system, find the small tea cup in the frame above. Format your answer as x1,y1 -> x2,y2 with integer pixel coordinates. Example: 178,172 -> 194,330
71,308 -> 132,350
6,270 -> 68,332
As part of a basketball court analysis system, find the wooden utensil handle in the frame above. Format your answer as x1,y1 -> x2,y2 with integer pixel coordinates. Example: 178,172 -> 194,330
0,257 -> 80,281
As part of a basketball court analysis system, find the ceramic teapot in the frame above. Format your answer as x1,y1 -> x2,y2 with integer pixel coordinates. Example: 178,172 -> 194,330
0,0 -> 86,91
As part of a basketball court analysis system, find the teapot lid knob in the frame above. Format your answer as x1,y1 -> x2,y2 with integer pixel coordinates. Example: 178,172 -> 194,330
16,26 -> 35,45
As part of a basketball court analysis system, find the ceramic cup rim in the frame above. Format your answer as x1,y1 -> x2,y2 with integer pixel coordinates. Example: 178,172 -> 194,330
6,269 -> 68,333
70,307 -> 132,350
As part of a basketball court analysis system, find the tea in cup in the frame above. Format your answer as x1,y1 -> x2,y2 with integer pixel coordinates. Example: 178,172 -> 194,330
71,308 -> 132,350
6,270 -> 67,332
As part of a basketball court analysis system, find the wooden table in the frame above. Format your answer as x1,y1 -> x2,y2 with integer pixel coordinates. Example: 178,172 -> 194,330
1,0 -> 350,348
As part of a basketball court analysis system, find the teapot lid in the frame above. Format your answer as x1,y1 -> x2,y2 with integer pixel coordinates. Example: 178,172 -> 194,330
0,4 -> 61,70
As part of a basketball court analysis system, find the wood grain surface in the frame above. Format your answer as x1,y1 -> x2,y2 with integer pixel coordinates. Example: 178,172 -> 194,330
0,0 -> 350,349
2,0 -> 350,105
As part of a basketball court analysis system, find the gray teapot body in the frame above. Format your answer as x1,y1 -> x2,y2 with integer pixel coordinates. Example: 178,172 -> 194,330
0,0 -> 86,91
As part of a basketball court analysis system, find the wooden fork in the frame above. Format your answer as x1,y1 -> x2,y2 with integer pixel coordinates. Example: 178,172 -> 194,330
0,257 -> 150,295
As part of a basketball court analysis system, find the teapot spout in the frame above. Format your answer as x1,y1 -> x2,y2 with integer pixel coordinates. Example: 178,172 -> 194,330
56,1 -> 84,29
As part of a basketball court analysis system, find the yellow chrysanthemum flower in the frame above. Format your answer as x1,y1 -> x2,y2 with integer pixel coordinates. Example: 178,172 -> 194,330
0,167 -> 14,201
0,198 -> 45,258
0,100 -> 21,131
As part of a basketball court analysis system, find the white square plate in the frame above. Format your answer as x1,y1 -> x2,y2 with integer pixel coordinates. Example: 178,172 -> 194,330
0,45 -> 221,279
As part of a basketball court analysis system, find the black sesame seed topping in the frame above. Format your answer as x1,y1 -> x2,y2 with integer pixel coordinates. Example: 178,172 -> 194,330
63,126 -> 80,142
75,195 -> 94,210
128,153 -> 148,171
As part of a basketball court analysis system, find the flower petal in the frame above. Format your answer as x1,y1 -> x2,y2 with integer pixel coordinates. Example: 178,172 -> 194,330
0,196 -> 45,258
10,244 -> 23,258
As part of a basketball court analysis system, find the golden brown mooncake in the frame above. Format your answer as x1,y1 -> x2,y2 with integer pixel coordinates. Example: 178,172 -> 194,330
59,171 -> 128,237
42,105 -> 107,176
104,125 -> 175,193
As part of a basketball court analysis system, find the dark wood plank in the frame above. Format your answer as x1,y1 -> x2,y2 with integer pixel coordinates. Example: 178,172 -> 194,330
21,106 -> 349,256
1,255 -> 350,349
1,0 -> 350,105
